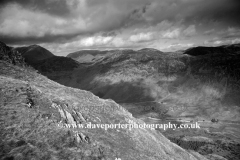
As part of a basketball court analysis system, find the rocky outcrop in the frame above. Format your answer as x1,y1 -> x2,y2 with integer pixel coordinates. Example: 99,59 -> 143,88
51,102 -> 87,125
0,41 -> 25,66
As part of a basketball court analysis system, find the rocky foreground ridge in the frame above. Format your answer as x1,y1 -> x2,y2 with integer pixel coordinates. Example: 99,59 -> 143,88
0,42 -> 207,160
0,41 -> 25,66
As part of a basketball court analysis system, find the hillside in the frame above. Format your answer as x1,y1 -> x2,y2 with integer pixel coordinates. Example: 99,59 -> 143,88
0,42 -> 209,160
26,44 -> 240,159
67,50 -> 109,63
12,44 -> 80,74
31,56 -> 80,73
14,45 -> 55,64
67,50 -> 107,58
184,44 -> 240,56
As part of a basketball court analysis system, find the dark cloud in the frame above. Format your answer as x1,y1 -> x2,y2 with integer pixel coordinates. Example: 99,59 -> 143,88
0,32 -> 78,45
0,0 -> 239,53
101,31 -> 118,37
0,0 -> 71,16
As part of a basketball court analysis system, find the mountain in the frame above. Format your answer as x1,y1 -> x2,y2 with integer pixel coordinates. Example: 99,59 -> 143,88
29,56 -> 80,73
1,41 -> 209,160
26,44 -> 240,159
6,41 -> 240,159
66,48 -> 164,64
13,44 -> 80,74
67,50 -> 107,58
67,50 -> 109,63
184,44 -> 240,56
14,45 -> 55,63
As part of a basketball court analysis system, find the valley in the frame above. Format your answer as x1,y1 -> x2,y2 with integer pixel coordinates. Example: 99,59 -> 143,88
1,41 -> 240,159
34,44 -> 240,160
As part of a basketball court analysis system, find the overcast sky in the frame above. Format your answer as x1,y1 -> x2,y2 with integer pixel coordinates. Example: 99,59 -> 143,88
0,0 -> 240,55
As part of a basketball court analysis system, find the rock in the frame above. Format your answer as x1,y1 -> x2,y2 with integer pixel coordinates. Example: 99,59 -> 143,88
0,41 -> 25,66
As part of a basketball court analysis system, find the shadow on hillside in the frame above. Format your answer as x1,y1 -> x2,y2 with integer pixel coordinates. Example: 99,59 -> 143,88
91,80 -> 155,103
31,50 -> 240,120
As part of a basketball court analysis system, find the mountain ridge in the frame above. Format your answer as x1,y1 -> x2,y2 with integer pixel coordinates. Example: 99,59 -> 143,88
14,45 -> 55,63
184,44 -> 240,56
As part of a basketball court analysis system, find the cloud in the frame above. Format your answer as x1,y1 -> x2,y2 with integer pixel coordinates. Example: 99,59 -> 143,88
0,2 -> 126,41
222,27 -> 240,39
0,0 -> 240,53
79,36 -> 113,47
232,38 -> 240,44
57,35 -> 115,49
163,43 -> 194,51
212,38 -> 240,45
129,32 -> 154,42
203,27 -> 240,45
204,36 -> 240,46
158,24 -> 197,39
213,40 -> 224,45
162,28 -> 181,39
0,4 -> 87,38
183,25 -> 197,37
44,34 -> 142,54
204,29 -> 215,35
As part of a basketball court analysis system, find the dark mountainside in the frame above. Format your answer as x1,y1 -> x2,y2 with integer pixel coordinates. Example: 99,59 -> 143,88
0,41 -> 208,159
14,45 -> 55,63
13,42 -> 240,159
13,45 -> 79,73
29,56 -> 79,73
184,44 -> 240,56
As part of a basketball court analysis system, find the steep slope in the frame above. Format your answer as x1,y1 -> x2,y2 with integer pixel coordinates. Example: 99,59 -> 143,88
0,42 -> 207,160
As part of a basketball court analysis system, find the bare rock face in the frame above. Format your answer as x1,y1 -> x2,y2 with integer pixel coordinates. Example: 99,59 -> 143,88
74,132 -> 90,143
51,102 -> 87,125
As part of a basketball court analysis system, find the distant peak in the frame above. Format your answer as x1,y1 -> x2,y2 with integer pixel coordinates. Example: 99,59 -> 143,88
29,44 -> 41,48
138,48 -> 162,53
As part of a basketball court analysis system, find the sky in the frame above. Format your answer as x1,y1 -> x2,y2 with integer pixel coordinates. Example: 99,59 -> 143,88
0,0 -> 240,56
